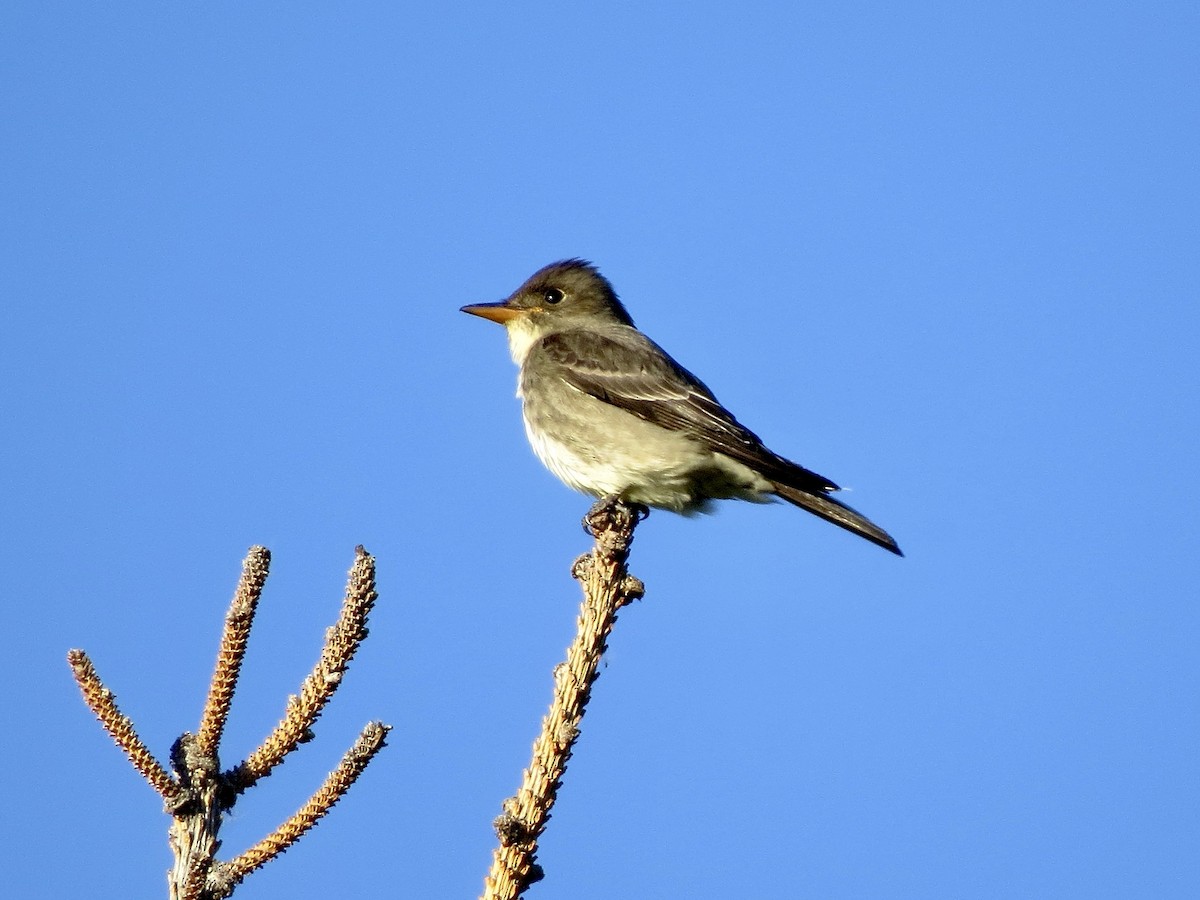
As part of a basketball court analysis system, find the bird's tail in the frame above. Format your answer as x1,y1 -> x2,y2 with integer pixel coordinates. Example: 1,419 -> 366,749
771,481 -> 903,556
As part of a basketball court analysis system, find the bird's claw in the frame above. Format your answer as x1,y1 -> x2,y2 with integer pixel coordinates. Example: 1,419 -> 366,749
582,495 -> 649,536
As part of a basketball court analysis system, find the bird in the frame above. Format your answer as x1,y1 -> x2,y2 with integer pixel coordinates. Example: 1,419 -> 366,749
461,259 -> 901,555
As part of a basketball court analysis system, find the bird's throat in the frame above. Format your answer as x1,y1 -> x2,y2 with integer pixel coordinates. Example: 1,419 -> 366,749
505,315 -> 544,366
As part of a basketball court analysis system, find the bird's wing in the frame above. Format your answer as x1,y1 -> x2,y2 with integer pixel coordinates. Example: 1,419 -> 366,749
534,329 -> 838,494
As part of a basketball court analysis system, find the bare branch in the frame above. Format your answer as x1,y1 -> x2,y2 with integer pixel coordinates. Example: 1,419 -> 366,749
67,648 -> 179,801
70,545 -> 388,900
196,546 -> 271,756
211,721 -> 391,898
228,546 -> 378,792
481,499 -> 645,900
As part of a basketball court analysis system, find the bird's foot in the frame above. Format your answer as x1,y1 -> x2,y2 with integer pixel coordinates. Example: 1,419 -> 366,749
582,495 -> 650,537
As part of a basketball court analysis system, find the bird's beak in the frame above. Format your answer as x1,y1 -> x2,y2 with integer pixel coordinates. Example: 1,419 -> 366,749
460,301 -> 521,324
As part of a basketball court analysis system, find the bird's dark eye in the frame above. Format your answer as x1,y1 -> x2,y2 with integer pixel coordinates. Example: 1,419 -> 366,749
543,288 -> 564,305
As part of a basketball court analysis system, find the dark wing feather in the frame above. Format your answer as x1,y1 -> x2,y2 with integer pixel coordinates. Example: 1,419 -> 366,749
536,330 -> 838,494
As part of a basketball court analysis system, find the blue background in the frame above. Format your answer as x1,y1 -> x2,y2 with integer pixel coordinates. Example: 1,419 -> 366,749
4,2 -> 1197,897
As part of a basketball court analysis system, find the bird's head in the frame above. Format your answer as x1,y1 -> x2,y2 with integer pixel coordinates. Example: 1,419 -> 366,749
462,258 -> 633,335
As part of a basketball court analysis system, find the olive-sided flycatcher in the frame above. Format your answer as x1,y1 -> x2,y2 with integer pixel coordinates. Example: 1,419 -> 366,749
461,259 -> 901,555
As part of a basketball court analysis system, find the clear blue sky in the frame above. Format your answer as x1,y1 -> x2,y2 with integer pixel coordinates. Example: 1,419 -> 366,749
4,2 -> 1198,897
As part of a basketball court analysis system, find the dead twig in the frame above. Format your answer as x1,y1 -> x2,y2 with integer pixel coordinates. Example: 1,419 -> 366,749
69,545 -> 389,900
481,499 -> 646,900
